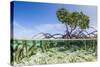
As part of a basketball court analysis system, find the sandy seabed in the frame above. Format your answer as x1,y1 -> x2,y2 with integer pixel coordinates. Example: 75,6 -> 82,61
14,47 -> 97,66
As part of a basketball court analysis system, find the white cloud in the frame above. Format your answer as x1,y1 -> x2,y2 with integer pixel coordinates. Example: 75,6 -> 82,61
13,22 -> 65,39
14,21 -> 97,39
34,24 -> 65,33
13,22 -> 34,39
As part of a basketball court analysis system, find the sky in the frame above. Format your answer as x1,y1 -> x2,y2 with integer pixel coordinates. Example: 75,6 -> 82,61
11,1 -> 97,39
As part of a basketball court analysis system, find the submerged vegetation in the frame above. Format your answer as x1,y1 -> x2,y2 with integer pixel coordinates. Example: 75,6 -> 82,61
10,39 -> 97,65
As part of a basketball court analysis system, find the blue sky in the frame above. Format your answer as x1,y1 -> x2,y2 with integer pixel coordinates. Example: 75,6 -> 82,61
12,1 -> 97,39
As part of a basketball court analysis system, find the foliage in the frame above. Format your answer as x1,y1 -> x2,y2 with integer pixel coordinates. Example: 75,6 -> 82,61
56,8 -> 89,29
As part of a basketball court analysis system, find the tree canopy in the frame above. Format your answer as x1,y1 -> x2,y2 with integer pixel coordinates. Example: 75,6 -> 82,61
56,8 -> 90,29
55,8 -> 96,38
